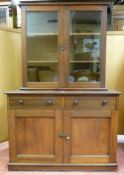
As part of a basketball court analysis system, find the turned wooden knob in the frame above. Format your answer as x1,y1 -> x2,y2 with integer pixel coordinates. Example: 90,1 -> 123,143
102,99 -> 108,106
47,99 -> 53,105
18,99 -> 24,104
73,99 -> 79,105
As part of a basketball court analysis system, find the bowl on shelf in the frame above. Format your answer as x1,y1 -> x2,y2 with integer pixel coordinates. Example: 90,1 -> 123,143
77,76 -> 89,82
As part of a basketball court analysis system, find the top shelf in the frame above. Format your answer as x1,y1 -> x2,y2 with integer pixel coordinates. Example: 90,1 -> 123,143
27,32 -> 101,37
70,33 -> 101,36
27,33 -> 58,37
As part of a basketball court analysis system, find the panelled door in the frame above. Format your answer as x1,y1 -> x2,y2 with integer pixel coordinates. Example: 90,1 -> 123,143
8,109 -> 63,163
63,110 -> 117,164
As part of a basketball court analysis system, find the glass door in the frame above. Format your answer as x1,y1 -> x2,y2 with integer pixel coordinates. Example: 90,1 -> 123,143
22,5 -> 107,89
67,6 -> 107,88
23,6 -> 61,88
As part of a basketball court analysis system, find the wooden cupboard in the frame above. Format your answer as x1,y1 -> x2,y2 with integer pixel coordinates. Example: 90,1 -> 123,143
7,90 -> 120,171
6,0 -> 120,171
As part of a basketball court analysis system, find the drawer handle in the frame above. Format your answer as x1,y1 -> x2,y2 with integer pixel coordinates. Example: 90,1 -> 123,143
47,99 -> 53,105
73,100 -> 79,105
102,99 -> 108,106
18,99 -> 24,105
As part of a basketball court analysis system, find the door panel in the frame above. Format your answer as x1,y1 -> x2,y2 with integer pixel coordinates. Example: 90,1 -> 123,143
63,110 -> 116,164
71,117 -> 110,155
8,110 -> 63,163
16,117 -> 54,155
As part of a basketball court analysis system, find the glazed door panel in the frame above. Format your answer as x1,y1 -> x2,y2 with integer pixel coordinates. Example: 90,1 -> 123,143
63,5 -> 107,88
22,6 -> 64,88
8,109 -> 63,163
63,110 -> 117,164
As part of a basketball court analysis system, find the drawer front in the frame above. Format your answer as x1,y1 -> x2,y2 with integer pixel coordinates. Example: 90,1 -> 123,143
9,95 -> 61,109
64,96 -> 116,109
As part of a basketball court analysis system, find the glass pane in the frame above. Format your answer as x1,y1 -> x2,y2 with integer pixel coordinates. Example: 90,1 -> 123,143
26,11 -> 58,82
28,63 -> 58,82
70,11 -> 101,83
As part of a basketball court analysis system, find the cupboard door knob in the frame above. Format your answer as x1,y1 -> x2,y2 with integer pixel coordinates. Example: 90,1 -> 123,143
102,99 -> 108,106
47,99 -> 53,105
73,100 -> 79,105
18,99 -> 24,104
66,136 -> 70,140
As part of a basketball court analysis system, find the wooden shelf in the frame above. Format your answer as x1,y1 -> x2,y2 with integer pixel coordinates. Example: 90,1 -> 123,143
70,33 -> 100,36
28,61 -> 100,64
70,60 -> 100,63
27,33 -> 58,37
27,33 -> 100,37
28,61 -> 58,63
72,71 -> 100,75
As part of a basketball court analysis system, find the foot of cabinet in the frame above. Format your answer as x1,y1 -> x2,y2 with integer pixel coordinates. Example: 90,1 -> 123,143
8,162 -> 118,171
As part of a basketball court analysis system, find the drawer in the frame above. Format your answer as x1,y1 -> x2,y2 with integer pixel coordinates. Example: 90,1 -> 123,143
9,95 -> 61,109
64,96 -> 116,109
